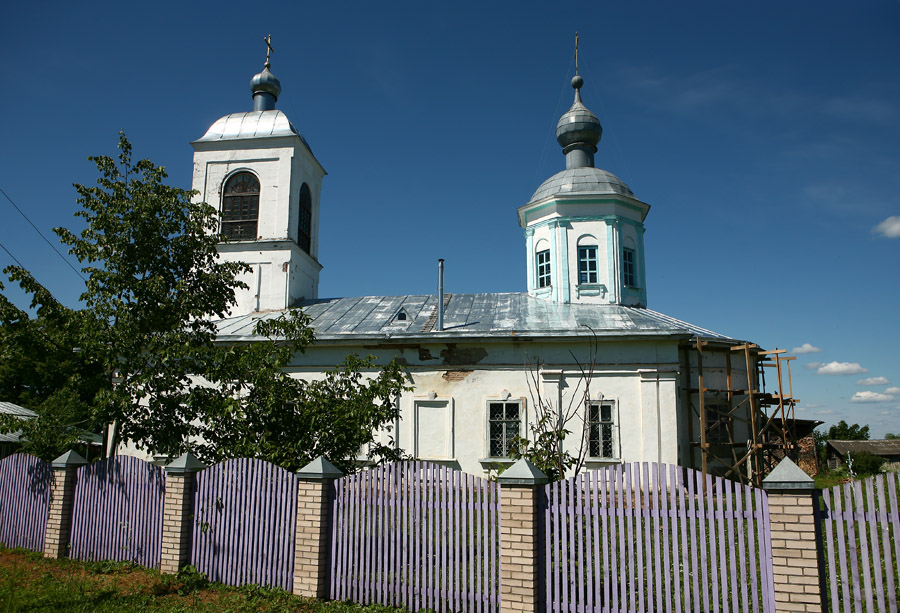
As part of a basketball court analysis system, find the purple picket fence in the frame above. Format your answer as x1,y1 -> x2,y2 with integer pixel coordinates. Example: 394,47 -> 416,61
69,455 -> 165,567
544,462 -> 775,613
190,458 -> 298,591
330,461 -> 501,612
821,472 -> 900,612
0,453 -> 52,551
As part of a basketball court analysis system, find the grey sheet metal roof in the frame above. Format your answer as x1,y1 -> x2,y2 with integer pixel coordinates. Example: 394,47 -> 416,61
828,439 -> 900,457
0,402 -> 35,444
214,292 -> 731,343
196,110 -> 309,146
0,401 -> 37,418
530,167 -> 634,203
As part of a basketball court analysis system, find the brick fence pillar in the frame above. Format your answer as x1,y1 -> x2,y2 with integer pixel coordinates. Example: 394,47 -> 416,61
293,456 -> 343,599
497,458 -> 549,613
43,450 -> 87,559
160,453 -> 206,574
762,457 -> 826,613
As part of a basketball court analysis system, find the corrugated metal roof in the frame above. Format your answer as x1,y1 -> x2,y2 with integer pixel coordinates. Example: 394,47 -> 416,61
214,292 -> 732,342
0,401 -> 37,418
828,439 -> 900,456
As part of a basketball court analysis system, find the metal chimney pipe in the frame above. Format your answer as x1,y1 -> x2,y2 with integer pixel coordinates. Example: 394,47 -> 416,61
437,259 -> 445,332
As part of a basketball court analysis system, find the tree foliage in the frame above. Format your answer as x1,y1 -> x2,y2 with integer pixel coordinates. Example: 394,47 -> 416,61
0,134 -> 407,471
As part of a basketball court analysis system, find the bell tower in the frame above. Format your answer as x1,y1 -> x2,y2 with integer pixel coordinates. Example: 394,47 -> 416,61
191,38 -> 326,316
517,71 -> 650,307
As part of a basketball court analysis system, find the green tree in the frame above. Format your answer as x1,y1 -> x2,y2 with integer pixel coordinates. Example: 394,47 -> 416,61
0,134 -> 407,471
885,433 -> 899,440
0,273 -> 106,458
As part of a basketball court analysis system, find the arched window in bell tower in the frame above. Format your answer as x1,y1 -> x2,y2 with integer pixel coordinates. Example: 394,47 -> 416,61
221,172 -> 260,240
298,183 -> 312,254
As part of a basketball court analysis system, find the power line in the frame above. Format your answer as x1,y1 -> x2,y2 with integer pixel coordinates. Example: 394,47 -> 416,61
0,185 -> 87,282
0,238 -> 27,270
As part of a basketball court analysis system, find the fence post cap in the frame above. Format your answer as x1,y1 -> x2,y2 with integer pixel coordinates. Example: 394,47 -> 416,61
762,457 -> 814,491
51,449 -> 88,469
165,452 -> 207,475
496,458 -> 549,486
297,456 -> 344,481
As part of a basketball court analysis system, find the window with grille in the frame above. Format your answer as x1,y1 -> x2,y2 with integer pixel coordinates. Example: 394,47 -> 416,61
298,183 -> 312,254
589,402 -> 615,458
221,172 -> 259,240
623,247 -> 636,287
488,400 -> 521,458
536,250 -> 552,288
578,245 -> 598,284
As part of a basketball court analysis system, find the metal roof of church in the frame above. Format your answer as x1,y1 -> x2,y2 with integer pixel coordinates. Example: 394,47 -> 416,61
196,110 -> 307,144
213,292 -> 732,342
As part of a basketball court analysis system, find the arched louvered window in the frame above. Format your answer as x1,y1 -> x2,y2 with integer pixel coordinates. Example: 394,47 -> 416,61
221,172 -> 259,240
298,183 -> 312,254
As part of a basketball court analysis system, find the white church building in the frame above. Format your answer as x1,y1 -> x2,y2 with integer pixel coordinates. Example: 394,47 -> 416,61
188,57 -> 769,478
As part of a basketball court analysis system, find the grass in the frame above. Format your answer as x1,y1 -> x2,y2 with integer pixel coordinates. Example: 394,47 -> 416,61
0,548 -> 411,612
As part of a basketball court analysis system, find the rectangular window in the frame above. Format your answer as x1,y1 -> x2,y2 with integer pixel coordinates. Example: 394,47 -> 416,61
537,250 -> 552,288
623,248 -> 636,287
578,246 -> 598,284
705,403 -> 731,444
488,400 -> 521,458
589,402 -> 615,458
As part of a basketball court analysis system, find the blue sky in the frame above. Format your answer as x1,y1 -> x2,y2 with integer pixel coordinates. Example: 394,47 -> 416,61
1,2 -> 898,435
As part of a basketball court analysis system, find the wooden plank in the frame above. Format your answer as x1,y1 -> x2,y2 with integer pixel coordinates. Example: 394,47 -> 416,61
874,475 -> 897,613
865,477 -> 886,612
661,466 -> 672,613
852,480 -> 875,611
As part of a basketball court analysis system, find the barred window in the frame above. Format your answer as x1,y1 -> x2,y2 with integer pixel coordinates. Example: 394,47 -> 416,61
221,172 -> 259,240
578,245 -> 598,284
589,402 -> 615,458
298,183 -> 312,254
488,401 -> 521,458
537,250 -> 552,288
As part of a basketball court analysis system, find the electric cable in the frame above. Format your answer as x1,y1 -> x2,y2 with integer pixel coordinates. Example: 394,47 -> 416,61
0,185 -> 87,282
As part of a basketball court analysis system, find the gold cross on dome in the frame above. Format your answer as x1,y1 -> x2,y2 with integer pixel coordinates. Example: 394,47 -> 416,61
264,34 -> 274,67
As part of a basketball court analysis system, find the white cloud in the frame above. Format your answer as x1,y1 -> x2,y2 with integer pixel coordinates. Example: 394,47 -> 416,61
817,362 -> 869,375
858,376 -> 890,386
816,409 -> 837,416
805,362 -> 823,370
851,391 -> 896,403
873,216 -> 900,238
791,343 -> 822,355
887,387 -> 900,395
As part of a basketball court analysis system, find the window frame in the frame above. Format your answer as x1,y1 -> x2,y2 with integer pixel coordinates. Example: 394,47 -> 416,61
220,171 -> 260,241
577,245 -> 599,285
486,399 -> 523,459
536,249 -> 552,289
297,183 -> 312,254
588,400 -> 618,459
622,247 -> 637,287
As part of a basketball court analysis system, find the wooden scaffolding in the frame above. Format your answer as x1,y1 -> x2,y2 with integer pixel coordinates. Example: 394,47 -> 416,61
682,339 -> 798,487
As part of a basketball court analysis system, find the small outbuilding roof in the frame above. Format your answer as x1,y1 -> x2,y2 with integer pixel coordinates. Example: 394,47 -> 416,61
0,401 -> 36,444
827,439 -> 900,457
214,292 -> 732,343
0,401 -> 37,418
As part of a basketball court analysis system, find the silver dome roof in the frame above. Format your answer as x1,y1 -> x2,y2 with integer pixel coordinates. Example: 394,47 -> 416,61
529,167 -> 634,202
196,110 -> 301,142
250,66 -> 282,99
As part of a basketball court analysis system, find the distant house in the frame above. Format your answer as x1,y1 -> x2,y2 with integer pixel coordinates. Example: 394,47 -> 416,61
826,439 -> 900,470
0,401 -> 38,459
